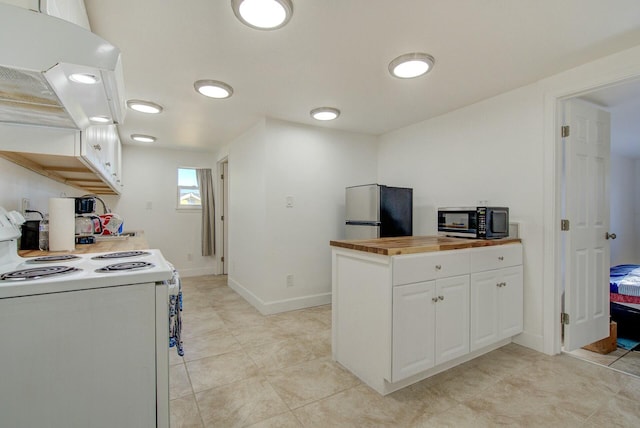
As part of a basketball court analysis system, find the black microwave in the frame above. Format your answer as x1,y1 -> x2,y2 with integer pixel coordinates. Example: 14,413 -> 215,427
437,207 -> 509,239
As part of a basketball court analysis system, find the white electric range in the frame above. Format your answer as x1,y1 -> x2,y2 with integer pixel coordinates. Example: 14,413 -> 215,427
0,207 -> 173,428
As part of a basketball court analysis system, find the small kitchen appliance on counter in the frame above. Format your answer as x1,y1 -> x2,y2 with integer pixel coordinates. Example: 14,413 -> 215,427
345,184 -> 413,240
438,206 -> 509,239
0,205 -> 174,428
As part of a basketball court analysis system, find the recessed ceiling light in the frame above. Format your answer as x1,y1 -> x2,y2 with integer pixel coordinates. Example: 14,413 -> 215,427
232,0 -> 293,30
69,73 -> 99,84
131,134 -> 156,143
89,116 -> 111,123
388,53 -> 435,79
127,99 -> 164,114
310,107 -> 340,121
194,80 -> 234,99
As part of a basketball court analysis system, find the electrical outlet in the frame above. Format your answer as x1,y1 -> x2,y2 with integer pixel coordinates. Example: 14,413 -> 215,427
286,274 -> 294,287
21,198 -> 30,215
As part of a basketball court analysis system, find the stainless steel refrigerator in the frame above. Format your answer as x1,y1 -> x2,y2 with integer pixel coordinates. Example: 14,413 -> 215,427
345,184 -> 413,240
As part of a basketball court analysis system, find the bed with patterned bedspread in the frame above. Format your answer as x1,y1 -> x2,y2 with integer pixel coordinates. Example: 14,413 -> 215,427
610,265 -> 640,341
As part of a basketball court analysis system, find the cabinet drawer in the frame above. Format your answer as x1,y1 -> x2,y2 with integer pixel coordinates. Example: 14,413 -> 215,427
393,250 -> 470,286
470,244 -> 522,272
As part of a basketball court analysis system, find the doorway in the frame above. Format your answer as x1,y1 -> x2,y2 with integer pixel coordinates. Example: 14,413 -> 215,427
559,80 -> 640,377
218,157 -> 229,275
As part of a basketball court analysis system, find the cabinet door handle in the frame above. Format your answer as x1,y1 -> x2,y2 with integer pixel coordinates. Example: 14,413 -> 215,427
435,265 -> 442,271
432,297 -> 438,303
496,282 -> 501,287
93,144 -> 102,151
438,295 -> 444,301
105,162 -> 111,167
498,256 -> 504,261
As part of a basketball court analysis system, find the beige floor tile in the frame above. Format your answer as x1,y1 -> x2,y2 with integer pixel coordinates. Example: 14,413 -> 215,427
230,320 -> 292,347
427,360 -> 500,403
245,411 -> 302,427
170,347 -> 185,366
292,384 -> 409,427
170,394 -> 203,428
416,403 -> 494,428
182,328 -> 242,362
245,337 -> 317,371
297,328 -> 332,359
182,312 -> 226,339
267,309 -> 330,336
567,346 -> 629,366
585,394 -> 640,428
266,357 -> 360,409
196,376 -> 289,428
387,379 -> 458,424
610,351 -> 640,377
217,306 -> 268,328
465,373 -> 591,425
170,363 -> 194,399
186,350 -> 260,393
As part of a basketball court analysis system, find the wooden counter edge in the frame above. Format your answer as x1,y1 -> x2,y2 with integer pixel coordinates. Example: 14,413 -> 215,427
329,237 -> 522,256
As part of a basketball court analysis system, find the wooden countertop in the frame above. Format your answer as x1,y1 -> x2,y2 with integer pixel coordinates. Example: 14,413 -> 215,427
330,235 -> 521,256
18,231 -> 148,257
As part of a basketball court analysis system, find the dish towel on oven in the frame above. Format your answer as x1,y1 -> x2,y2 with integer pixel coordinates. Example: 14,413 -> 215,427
168,266 -> 184,356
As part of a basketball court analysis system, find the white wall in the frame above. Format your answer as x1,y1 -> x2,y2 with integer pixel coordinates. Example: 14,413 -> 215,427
228,118 -> 378,314
610,154 -> 639,265
378,84 -> 545,350
105,145 -> 217,277
0,157 -> 82,216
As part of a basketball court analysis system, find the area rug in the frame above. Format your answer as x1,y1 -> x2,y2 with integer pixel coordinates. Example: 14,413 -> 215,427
617,337 -> 640,350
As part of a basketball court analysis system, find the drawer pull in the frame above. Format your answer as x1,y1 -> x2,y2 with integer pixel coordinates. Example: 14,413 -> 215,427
432,297 -> 439,303
498,256 -> 504,261
93,144 -> 102,151
438,295 -> 444,301
496,282 -> 507,287
435,265 -> 442,271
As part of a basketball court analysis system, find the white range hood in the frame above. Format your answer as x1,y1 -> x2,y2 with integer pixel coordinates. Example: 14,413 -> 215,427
0,2 -> 125,130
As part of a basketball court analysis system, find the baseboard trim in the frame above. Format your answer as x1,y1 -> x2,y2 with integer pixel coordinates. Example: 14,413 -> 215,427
228,277 -> 331,315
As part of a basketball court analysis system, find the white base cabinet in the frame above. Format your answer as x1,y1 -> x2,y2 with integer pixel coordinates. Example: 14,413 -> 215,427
392,275 -> 469,382
332,242 -> 523,395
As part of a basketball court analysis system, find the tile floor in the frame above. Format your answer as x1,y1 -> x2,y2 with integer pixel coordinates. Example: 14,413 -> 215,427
171,275 -> 640,427
567,345 -> 640,377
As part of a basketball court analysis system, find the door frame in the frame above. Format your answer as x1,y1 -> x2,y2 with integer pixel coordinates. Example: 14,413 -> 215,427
543,66 -> 640,355
216,156 -> 229,275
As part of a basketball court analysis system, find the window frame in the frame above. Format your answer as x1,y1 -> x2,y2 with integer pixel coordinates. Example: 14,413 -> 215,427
176,167 -> 202,211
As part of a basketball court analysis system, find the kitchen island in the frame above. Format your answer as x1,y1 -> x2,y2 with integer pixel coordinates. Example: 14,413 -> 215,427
18,231 -> 148,256
331,235 -> 523,395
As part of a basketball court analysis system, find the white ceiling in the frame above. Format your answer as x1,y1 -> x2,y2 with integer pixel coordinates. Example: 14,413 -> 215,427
83,0 -> 640,154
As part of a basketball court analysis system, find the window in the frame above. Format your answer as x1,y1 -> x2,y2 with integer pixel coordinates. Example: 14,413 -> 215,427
177,167 -> 201,209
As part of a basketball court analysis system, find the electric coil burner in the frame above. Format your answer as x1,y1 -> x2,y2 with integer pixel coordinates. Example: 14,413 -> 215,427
91,251 -> 151,260
96,261 -> 155,273
0,266 -> 82,281
26,255 -> 82,263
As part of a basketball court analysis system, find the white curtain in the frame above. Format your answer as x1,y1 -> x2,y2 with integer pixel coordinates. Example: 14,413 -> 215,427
196,168 -> 215,256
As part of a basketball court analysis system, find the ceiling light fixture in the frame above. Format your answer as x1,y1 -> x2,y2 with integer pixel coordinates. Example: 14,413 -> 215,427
69,73 -> 99,84
231,0 -> 293,30
194,80 -> 234,99
89,116 -> 111,123
388,53 -> 435,79
127,99 -> 164,114
131,134 -> 156,143
310,107 -> 340,121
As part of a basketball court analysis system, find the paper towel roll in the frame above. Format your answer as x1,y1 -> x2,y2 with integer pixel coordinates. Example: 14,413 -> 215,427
48,198 -> 75,251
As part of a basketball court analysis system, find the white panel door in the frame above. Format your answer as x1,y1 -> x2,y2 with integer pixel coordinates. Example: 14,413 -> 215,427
435,275 -> 470,364
392,281 -> 436,381
563,98 -> 611,351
